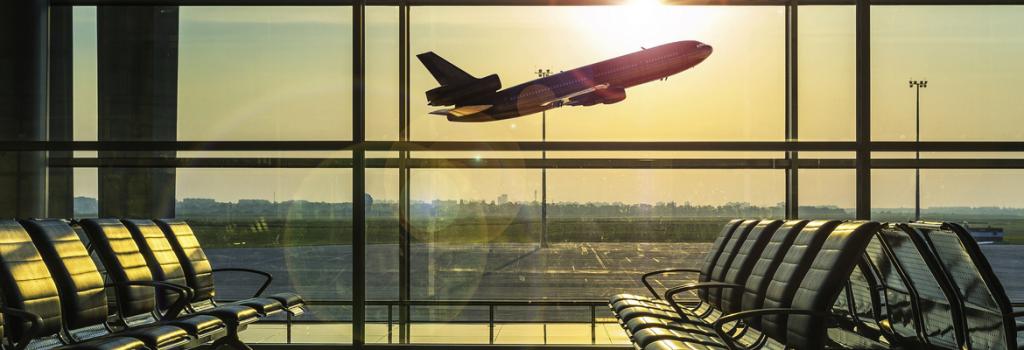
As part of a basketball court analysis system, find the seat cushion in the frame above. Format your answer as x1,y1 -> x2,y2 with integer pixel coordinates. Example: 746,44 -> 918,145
612,299 -> 673,313
165,314 -> 225,337
196,305 -> 259,330
610,293 -> 656,304
644,334 -> 728,350
618,306 -> 688,322
233,297 -> 284,316
267,292 -> 304,309
55,337 -> 148,350
633,327 -> 719,348
117,325 -> 190,349
625,316 -> 709,335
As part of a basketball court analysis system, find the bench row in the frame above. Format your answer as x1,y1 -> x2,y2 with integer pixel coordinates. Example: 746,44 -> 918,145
0,218 -> 305,350
609,219 -> 1022,349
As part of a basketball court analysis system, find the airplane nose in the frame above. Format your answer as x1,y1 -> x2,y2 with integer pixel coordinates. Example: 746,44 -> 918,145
696,42 -> 713,58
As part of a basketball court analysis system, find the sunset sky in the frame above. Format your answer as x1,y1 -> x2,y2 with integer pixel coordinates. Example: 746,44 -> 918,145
70,5 -> 1024,209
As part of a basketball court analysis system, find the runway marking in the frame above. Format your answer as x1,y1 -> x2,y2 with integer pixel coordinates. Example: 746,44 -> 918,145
587,243 -> 607,269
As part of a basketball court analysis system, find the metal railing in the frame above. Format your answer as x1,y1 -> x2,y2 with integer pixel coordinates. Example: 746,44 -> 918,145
230,299 -> 647,345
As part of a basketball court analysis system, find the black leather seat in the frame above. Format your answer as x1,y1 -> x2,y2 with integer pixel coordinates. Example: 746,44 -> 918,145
120,219 -> 265,334
75,219 -> 230,348
609,219 -> 746,307
645,221 -> 879,350
624,220 -> 820,347
0,220 -> 148,350
856,223 -> 961,348
154,219 -> 306,316
21,219 -> 193,350
910,221 -> 1024,350
615,219 -> 762,323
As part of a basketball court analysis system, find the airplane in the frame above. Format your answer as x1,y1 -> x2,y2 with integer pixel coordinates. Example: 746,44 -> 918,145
418,40 -> 713,122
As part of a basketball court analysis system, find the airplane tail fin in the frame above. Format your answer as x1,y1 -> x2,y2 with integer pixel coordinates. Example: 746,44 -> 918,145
417,52 -> 476,86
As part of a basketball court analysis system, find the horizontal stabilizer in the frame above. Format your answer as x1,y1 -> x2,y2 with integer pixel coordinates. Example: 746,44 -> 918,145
430,105 -> 493,118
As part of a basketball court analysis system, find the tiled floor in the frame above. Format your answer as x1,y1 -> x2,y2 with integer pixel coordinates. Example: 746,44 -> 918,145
238,322 -> 630,345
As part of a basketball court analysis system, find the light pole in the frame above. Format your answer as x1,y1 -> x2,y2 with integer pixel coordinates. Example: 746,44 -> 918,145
909,79 -> 928,221
536,68 -> 551,248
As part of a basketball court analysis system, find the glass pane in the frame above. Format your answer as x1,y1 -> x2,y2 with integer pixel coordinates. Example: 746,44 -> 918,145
799,169 -> 855,219
871,169 -> 916,222
872,6 -> 1024,141
798,6 -> 855,141
73,7 -> 97,142
367,7 -> 400,141
178,7 -> 353,141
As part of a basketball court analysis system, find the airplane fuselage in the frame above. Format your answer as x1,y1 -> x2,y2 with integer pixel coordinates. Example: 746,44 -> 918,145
440,40 -> 713,122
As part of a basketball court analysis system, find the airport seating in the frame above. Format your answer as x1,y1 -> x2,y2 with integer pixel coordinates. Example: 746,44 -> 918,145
618,220 -> 818,347
153,219 -> 306,317
910,221 -> 1024,349
612,220 -> 827,342
77,219 -> 261,350
0,219 -> 150,350
609,219 -> 745,307
646,221 -> 881,350
614,220 -> 773,324
610,219 -> 755,318
862,223 -> 962,348
48,218 -> 228,349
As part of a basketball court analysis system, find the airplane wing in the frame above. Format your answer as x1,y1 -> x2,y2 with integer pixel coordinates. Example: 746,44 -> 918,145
541,83 -> 609,107
430,104 -> 493,118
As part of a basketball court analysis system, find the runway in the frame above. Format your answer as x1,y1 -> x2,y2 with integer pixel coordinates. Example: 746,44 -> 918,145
205,242 -> 1024,321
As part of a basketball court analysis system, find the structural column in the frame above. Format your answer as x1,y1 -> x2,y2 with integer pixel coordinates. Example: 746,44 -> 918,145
855,0 -> 871,219
785,1 -> 799,219
50,7 -> 76,218
352,0 -> 367,347
97,6 -> 179,218
0,0 -> 48,218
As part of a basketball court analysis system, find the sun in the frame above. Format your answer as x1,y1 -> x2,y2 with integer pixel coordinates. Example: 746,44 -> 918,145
623,0 -> 664,7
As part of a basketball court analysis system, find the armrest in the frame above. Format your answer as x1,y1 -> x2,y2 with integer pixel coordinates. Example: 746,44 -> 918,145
0,307 -> 44,350
641,268 -> 703,300
1009,310 -> 1024,331
664,282 -> 744,320
712,308 -> 835,350
212,268 -> 273,298
105,281 -> 192,321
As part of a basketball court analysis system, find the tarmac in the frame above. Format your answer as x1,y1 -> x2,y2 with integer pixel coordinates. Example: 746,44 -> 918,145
206,242 -> 1024,323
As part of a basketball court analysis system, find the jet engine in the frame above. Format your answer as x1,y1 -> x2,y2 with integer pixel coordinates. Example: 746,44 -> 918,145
568,87 -> 626,106
425,74 -> 501,106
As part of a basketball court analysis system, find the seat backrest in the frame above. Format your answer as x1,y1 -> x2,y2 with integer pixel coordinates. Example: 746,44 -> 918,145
913,222 -> 1014,350
759,220 -> 839,339
783,221 -> 879,348
871,224 -> 960,348
78,219 -> 157,319
154,219 -> 217,302
739,220 -> 808,328
717,220 -> 783,314
0,220 -> 63,341
122,219 -> 191,310
705,219 -> 759,305
19,219 -> 109,332
863,229 -> 918,343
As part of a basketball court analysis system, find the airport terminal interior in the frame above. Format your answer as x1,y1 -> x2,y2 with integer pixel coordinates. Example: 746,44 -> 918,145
3,0 -> 1024,349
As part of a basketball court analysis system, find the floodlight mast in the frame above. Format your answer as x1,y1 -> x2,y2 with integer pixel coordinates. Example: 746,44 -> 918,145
909,79 -> 928,221
536,68 -> 552,248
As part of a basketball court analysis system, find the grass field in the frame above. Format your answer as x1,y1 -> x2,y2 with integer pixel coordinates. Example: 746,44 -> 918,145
186,216 -> 1024,248
186,217 -> 732,248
